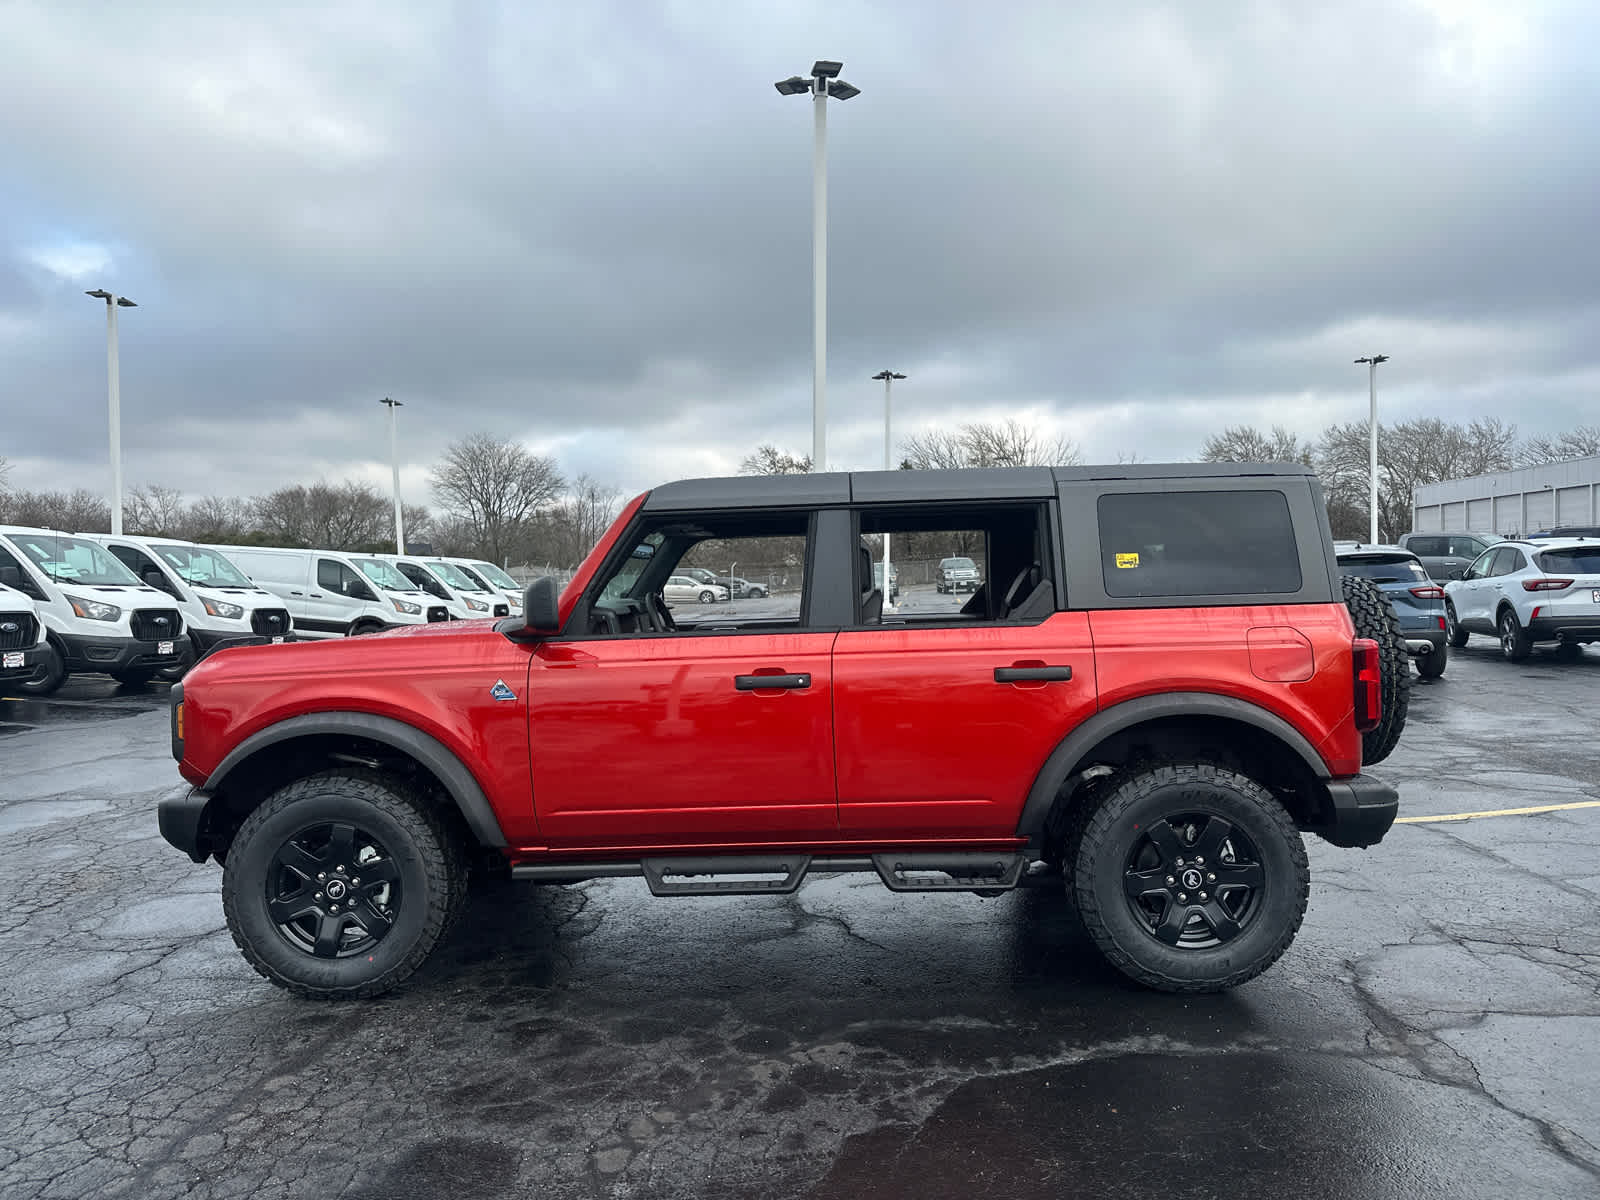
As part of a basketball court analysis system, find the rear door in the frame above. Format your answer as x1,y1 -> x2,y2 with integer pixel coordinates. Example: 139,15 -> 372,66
831,498 -> 1096,838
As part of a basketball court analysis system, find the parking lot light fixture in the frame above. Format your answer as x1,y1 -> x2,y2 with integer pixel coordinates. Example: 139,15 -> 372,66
1355,355 -> 1390,543
380,398 -> 405,553
86,289 -> 137,535
775,58 -> 862,472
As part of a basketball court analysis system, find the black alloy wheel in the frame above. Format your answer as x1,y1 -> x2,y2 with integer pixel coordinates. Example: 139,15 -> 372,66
265,820 -> 402,959
1120,813 -> 1265,949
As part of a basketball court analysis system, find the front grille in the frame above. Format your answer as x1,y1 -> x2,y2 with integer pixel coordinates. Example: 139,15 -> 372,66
427,606 -> 449,623
0,612 -> 38,650
493,603 -> 509,617
131,609 -> 182,641
251,608 -> 291,637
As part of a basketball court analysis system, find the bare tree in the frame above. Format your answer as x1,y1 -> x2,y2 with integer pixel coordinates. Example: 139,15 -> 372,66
1202,425 -> 1314,465
0,489 -> 112,532
1520,425 -> 1600,466
900,420 -> 1081,470
430,434 -> 565,563
125,484 -> 189,536
183,495 -> 255,543
252,481 -> 390,549
739,444 -> 813,475
524,475 -> 623,567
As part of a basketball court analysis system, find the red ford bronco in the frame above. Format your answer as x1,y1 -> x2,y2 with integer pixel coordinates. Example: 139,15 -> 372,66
160,464 -> 1406,998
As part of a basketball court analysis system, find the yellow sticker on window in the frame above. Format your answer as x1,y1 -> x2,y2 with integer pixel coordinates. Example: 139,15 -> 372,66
1115,553 -> 1140,569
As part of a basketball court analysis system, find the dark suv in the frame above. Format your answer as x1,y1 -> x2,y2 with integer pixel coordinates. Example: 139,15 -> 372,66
160,464 -> 1406,1000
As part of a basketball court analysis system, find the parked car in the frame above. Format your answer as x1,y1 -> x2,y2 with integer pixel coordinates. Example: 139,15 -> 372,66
1335,545 -> 1448,678
0,582 -> 59,691
664,574 -> 729,604
379,554 -> 509,619
86,534 -> 293,662
673,566 -> 734,600
1444,538 -> 1600,661
213,545 -> 449,639
161,462 -> 1405,1000
713,575 -> 768,599
1398,532 -> 1504,581
936,556 -> 981,594
440,558 -> 524,616
0,525 -> 192,693
1529,526 -> 1600,539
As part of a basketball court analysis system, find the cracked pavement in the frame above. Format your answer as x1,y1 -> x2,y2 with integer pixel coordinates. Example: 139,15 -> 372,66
2,644 -> 1599,1199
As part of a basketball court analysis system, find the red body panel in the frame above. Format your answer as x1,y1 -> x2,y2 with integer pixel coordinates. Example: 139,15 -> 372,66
1088,604 -> 1363,778
526,632 -> 839,846
179,623 -> 544,843
832,614 -> 1098,837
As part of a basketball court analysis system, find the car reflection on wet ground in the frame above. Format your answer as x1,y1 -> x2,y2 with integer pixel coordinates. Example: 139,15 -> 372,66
1,646 -> 1598,1198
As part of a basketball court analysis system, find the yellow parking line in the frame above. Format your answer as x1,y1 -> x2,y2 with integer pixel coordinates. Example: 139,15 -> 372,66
1396,799 -> 1600,824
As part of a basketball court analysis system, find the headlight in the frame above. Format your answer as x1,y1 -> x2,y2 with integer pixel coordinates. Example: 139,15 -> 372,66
392,598 -> 422,615
202,598 -> 245,619
65,593 -> 121,622
464,597 -> 489,612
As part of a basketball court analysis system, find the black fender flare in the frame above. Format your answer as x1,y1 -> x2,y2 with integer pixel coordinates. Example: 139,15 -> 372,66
1014,692 -> 1331,838
206,711 -> 507,847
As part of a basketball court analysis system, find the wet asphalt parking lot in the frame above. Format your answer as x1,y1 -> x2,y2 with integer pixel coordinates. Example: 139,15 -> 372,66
2,641 -> 1599,1200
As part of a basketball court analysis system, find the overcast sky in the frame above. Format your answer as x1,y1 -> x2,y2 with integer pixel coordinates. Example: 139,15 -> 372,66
3,0 -> 1597,508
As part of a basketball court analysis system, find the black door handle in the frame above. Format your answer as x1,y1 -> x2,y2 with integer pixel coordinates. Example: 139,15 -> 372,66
994,666 -> 1072,683
309,592 -> 323,598
289,591 -> 304,597
736,673 -> 811,691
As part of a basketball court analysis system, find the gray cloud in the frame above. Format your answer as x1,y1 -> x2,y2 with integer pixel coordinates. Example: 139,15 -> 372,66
3,0 -> 1598,504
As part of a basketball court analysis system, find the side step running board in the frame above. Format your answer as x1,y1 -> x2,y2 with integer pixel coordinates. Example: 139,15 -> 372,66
871,852 -> 1026,892
641,855 -> 810,896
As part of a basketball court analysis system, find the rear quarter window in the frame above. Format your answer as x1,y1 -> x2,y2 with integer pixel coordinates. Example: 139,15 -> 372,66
1098,490 -> 1302,598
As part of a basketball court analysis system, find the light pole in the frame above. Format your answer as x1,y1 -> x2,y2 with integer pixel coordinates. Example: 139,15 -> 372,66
85,289 -> 136,535
1355,355 -> 1389,543
872,370 -> 905,607
380,398 -> 405,553
776,60 -> 861,472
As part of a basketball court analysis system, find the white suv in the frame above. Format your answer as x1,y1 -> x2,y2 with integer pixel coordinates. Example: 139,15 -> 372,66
1444,538 -> 1600,661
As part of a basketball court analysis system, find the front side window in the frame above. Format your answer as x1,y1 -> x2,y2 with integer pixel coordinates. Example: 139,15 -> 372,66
467,561 -> 518,590
1465,548 -> 1497,579
11,534 -> 141,586
1098,490 -> 1300,598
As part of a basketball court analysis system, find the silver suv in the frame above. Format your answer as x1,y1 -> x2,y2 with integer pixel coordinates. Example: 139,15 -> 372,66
1399,532 -> 1504,581
1444,538 -> 1600,661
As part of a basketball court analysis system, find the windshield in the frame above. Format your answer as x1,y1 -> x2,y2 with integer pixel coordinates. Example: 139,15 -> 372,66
426,561 -> 483,591
1340,557 -> 1428,583
10,533 -> 141,586
351,558 -> 417,592
467,560 -> 518,589
154,544 -> 253,588
1537,548 -> 1600,574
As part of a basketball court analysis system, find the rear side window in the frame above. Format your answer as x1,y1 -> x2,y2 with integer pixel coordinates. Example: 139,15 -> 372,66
1098,490 -> 1301,597
1407,536 -> 1447,556
1537,548 -> 1600,574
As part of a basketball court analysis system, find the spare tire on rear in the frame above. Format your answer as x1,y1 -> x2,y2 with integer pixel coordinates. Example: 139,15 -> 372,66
1342,574 -> 1410,764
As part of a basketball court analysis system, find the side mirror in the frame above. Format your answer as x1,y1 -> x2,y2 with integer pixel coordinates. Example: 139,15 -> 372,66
0,564 -> 20,589
522,577 -> 560,634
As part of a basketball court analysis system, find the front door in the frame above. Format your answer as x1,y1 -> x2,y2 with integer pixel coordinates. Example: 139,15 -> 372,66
526,631 -> 838,846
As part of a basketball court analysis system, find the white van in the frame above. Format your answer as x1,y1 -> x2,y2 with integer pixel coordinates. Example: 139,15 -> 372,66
0,582 -> 60,695
443,557 -> 525,614
211,545 -> 449,639
379,555 -> 511,619
0,525 -> 192,691
85,534 -> 293,652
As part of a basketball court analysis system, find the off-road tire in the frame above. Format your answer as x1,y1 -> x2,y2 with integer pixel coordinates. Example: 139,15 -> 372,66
1445,601 -> 1469,648
222,768 -> 467,999
1415,646 -> 1447,679
1498,608 -> 1533,662
1342,574 -> 1410,764
1071,762 -> 1310,993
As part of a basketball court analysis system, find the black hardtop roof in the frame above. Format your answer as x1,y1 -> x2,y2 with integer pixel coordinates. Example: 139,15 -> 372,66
642,462 -> 1316,511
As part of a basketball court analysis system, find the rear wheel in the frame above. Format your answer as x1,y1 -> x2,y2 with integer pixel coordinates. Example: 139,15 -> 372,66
1445,601 -> 1469,648
1342,575 -> 1410,764
1070,762 -> 1310,993
698,590 -> 715,604
1415,646 -> 1447,679
222,769 -> 467,999
1498,609 -> 1533,662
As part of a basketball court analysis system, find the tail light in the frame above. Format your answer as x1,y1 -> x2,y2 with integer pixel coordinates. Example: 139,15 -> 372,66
1436,616 -> 1446,630
1522,578 -> 1574,592
1353,638 -> 1381,732
1409,585 -> 1445,599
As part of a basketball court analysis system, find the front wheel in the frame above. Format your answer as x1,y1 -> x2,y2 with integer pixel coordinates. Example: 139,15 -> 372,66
1445,602 -> 1469,648
222,769 -> 467,999
1071,762 -> 1310,993
1415,646 -> 1447,679
1499,609 -> 1533,662
698,590 -> 715,604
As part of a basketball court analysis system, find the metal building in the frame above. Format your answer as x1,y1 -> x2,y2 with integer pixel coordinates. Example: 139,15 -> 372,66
1412,456 -> 1600,536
